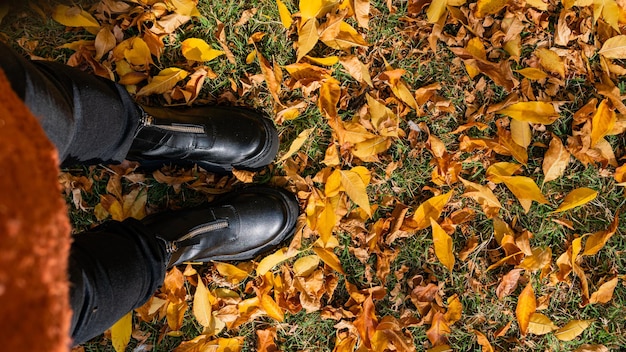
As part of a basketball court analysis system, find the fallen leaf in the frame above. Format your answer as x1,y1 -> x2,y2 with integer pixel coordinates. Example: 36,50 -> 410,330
589,277 -> 618,304
554,320 -> 593,341
137,67 -> 188,96
276,0 -> 293,28
535,47 -> 565,78
279,127 -> 315,162
591,99 -> 616,147
427,311 -> 451,346
496,268 -> 523,299
496,101 -> 559,124
475,0 -> 509,18
599,35 -> 626,58
431,218 -> 455,271
527,313 -> 558,335
110,312 -> 132,352
181,38 -> 224,62
193,275 -> 213,327
256,247 -> 299,275
552,188 -> 597,213
542,135 -> 571,184
52,5 -> 100,29
473,330 -> 494,352
412,191 -> 454,230
297,18 -> 319,62
516,282 -> 536,335
500,176 -> 549,213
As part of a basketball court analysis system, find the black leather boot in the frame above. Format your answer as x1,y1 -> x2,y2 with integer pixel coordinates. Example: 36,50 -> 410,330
141,186 -> 299,267
127,105 -> 279,173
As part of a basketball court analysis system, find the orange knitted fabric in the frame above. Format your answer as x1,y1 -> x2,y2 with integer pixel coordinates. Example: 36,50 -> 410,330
0,68 -> 72,351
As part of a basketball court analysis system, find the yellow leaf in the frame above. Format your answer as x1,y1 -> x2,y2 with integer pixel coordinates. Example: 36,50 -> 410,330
300,0 -> 339,21
181,38 -> 224,62
193,275 -> 213,327
306,55 -> 340,66
475,0 -> 509,18
279,127 -> 315,162
500,176 -> 548,213
486,162 -> 523,183
353,136 -> 392,161
496,101 -> 559,124
214,262 -> 250,284
591,99 -> 616,147
246,49 -> 257,64
293,255 -> 320,276
444,295 -> 463,325
297,18 -> 319,62
340,169 -> 371,216
542,135 -> 571,184
169,0 -> 198,16
527,313 -> 558,335
465,37 -> 486,79
321,21 -> 369,50
552,187 -> 597,213
599,35 -> 626,59
554,320 -> 593,341
256,247 -> 299,275
460,178 -> 501,219
112,37 -> 154,68
111,312 -> 132,352
535,48 -> 565,78
589,277 -> 619,304
427,0 -> 448,23
510,119 -> 531,148
52,5 -> 100,28
412,191 -> 454,230
431,219 -> 454,271
276,0 -> 293,28
518,247 -> 551,271
516,67 -> 549,80
516,282 -> 537,335
260,294 -> 284,322
317,197 -> 337,245
137,67 -> 188,96
312,246 -> 345,274
594,0 -> 619,30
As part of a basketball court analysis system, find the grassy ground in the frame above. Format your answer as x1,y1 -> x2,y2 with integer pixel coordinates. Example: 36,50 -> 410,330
1,0 -> 625,351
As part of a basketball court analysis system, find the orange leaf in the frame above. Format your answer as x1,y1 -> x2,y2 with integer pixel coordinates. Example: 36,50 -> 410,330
589,277 -> 619,304
496,268 -> 523,299
583,214 -> 619,256
516,282 -> 537,335
473,330 -> 494,352
535,48 -> 565,78
354,295 -> 378,348
427,311 -> 451,346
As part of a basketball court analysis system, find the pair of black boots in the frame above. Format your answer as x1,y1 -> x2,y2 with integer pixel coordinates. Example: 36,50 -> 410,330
128,105 -> 298,267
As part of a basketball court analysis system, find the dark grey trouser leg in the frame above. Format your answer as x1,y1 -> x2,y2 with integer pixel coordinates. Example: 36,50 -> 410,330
69,219 -> 170,344
0,41 -> 140,164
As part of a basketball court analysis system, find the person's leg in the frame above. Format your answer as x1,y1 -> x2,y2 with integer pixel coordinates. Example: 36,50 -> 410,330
67,186 -> 298,345
68,219 -> 169,344
0,41 -> 140,164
